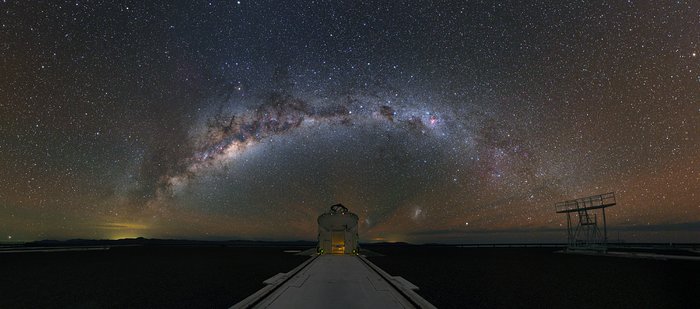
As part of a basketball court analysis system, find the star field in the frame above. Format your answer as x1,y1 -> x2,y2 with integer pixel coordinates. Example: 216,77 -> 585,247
1,1 -> 698,243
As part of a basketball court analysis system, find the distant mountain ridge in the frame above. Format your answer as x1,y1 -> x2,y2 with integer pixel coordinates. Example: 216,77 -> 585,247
18,237 -> 317,247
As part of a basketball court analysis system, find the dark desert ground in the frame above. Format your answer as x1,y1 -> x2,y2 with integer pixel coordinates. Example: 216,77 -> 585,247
1,244 -> 699,309
0,245 -> 309,308
365,245 -> 700,309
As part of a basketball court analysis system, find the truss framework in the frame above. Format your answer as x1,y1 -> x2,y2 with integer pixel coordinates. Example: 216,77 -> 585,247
555,192 -> 616,251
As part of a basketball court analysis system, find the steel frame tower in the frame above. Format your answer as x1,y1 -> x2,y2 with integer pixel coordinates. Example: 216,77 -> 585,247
555,192 -> 616,252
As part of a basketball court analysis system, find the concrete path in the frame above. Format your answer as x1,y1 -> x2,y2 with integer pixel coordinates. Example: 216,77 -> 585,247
232,254 -> 435,308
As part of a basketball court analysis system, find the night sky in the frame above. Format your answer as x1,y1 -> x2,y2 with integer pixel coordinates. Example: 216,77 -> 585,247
1,1 -> 698,243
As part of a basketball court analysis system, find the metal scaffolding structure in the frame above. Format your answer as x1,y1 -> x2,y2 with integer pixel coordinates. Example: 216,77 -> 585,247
555,192 -> 616,251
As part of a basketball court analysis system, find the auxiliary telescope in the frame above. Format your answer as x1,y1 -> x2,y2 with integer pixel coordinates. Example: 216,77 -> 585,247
316,203 -> 359,255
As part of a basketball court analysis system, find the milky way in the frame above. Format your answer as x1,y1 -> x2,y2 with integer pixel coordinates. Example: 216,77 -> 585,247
166,95 -> 448,193
1,1 -> 698,243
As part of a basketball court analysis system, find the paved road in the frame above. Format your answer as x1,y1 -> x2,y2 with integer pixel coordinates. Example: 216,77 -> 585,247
244,254 -> 424,308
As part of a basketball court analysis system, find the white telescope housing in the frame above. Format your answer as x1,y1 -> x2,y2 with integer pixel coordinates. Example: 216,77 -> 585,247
317,204 -> 359,254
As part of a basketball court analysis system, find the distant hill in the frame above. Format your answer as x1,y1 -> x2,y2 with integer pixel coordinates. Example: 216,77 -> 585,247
361,241 -> 415,246
20,238 -> 317,247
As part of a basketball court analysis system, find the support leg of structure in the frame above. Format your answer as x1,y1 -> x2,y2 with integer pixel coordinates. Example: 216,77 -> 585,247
566,213 -> 572,247
602,207 -> 608,250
